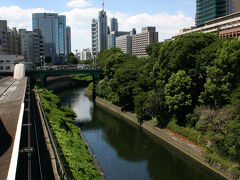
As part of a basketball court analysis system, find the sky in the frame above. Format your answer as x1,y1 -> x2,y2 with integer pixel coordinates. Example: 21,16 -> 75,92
0,0 -> 196,51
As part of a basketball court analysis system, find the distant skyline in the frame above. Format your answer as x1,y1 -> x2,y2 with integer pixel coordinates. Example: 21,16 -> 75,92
0,0 -> 196,51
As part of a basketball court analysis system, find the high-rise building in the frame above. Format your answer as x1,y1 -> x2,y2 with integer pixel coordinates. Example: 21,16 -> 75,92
66,26 -> 71,55
107,31 -> 130,49
227,0 -> 240,14
91,19 -> 98,58
107,32 -> 116,49
132,27 -> 158,57
58,15 -> 67,63
7,28 -> 19,55
80,48 -> 92,60
0,20 -> 8,55
19,29 -> 40,65
196,0 -> 240,26
32,13 -> 68,64
116,35 -> 132,54
98,10 -> 108,52
110,18 -> 118,32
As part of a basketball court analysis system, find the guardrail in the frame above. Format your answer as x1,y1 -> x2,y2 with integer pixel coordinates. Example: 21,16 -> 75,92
36,90 -> 69,180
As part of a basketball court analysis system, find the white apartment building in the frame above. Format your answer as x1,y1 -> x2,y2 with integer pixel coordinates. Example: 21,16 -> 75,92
80,48 -> 92,60
132,27 -> 158,57
116,35 -> 132,54
91,19 -> 98,58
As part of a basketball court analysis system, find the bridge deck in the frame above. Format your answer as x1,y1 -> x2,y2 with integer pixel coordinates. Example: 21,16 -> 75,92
0,77 -> 27,180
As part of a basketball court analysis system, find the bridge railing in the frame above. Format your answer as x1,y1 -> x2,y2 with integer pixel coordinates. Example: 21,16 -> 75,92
36,90 -> 69,180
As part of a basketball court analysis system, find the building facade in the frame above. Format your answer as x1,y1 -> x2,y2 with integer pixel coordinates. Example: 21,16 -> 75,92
107,31 -> 130,49
227,0 -> 240,14
80,48 -> 92,60
32,13 -> 68,64
19,29 -> 40,65
110,18 -> 118,32
196,0 -> 240,26
91,19 -> 98,58
0,55 -> 24,73
0,20 -> 8,55
7,28 -> 19,55
107,32 -> 116,49
132,27 -> 158,57
116,35 -> 132,54
66,26 -> 71,55
98,10 -> 108,52
175,11 -> 240,38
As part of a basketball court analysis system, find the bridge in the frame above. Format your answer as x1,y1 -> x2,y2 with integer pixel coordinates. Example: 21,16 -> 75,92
33,66 -> 103,101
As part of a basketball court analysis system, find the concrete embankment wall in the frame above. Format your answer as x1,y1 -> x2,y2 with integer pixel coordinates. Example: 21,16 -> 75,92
85,89 -> 232,180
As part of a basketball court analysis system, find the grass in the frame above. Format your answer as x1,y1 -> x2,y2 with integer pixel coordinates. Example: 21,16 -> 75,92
205,151 -> 240,178
69,74 -> 92,81
166,118 -> 207,147
40,89 -> 101,180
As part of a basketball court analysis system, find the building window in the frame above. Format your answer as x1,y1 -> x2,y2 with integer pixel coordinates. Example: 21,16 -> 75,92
5,66 -> 10,70
0,66 -> 3,69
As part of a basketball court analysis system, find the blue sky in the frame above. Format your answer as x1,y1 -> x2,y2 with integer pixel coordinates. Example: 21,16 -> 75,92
0,0 -> 196,51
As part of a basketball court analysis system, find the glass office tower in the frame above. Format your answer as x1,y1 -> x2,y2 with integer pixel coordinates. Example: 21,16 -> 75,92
196,0 -> 227,26
32,13 -> 67,64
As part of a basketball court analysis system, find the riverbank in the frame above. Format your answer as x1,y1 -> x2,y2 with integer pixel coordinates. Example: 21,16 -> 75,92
85,89 -> 232,180
39,89 -> 102,179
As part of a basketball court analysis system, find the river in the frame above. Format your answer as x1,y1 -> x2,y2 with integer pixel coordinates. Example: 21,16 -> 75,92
59,87 -> 224,180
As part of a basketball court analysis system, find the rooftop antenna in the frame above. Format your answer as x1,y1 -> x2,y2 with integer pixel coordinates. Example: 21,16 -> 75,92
102,0 -> 105,18
102,0 -> 104,11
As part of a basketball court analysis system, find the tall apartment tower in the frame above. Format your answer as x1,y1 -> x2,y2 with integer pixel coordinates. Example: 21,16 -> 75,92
110,18 -> 118,32
196,0 -> 240,26
98,10 -> 108,52
132,27 -> 158,57
66,26 -> 71,55
91,19 -> 98,58
32,13 -> 67,64
0,20 -> 8,55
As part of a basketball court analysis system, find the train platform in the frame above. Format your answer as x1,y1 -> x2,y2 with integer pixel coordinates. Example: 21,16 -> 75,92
0,76 -> 27,180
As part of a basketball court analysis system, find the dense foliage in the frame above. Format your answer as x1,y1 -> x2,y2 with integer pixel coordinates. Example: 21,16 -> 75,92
67,52 -> 79,64
40,89 -> 101,180
95,33 -> 240,177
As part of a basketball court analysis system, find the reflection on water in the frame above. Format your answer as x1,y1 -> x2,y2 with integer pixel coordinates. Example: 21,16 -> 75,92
60,88 -> 93,122
59,87 -> 224,180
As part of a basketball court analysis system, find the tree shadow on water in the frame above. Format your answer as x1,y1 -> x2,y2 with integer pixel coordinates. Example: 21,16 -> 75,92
0,118 -> 12,157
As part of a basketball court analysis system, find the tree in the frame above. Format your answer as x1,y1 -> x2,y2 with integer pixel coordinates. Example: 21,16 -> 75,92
96,47 -> 122,67
199,39 -> 240,107
45,56 -> 52,64
147,90 -> 170,127
67,53 -> 79,64
165,70 -> 193,122
68,56 -> 79,64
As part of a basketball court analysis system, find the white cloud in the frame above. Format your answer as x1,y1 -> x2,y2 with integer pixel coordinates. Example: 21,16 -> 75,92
0,6 -> 54,29
67,0 -> 91,8
0,5 -> 194,51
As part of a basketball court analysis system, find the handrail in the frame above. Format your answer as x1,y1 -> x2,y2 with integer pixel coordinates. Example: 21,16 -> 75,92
37,90 -> 69,180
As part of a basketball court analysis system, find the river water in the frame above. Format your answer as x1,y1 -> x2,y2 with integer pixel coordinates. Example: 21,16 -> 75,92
59,87 -> 224,180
